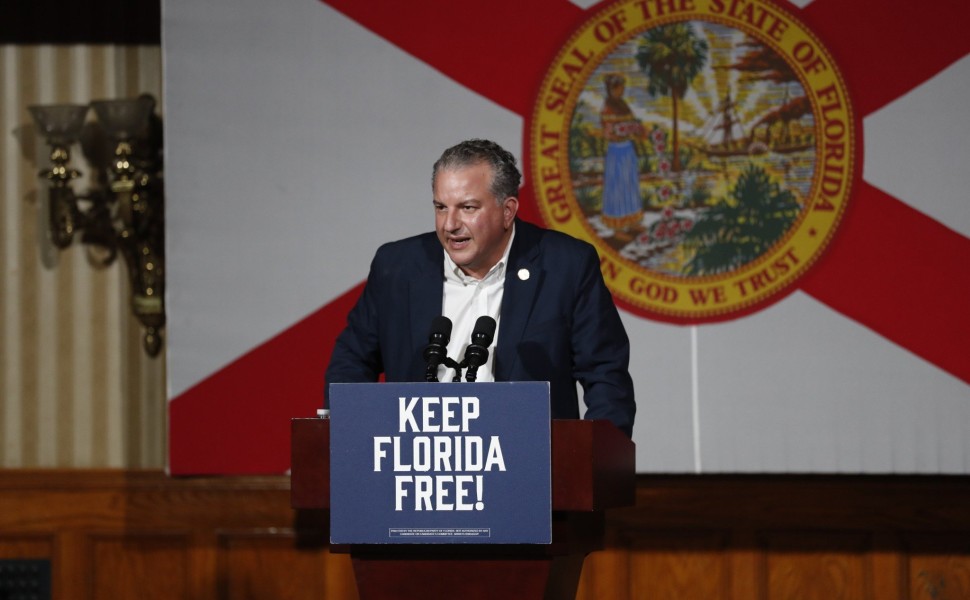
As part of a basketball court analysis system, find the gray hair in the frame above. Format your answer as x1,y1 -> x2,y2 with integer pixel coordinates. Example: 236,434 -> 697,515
432,139 -> 521,203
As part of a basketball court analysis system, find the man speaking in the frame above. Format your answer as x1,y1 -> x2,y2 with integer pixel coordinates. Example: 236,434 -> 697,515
325,139 -> 635,436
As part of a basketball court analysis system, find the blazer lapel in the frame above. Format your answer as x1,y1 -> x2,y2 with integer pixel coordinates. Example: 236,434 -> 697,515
496,221 -> 542,380
409,234 -> 445,371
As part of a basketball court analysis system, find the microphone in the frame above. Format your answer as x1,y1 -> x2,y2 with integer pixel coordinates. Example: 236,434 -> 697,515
423,316 -> 452,382
463,316 -> 496,382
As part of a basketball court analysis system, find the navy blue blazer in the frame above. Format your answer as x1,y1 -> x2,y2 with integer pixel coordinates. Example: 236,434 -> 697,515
325,219 -> 636,436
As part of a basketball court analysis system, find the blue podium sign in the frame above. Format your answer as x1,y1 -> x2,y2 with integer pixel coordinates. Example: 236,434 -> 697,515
329,382 -> 551,544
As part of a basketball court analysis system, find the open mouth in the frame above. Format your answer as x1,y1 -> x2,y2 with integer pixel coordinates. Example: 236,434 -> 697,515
448,237 -> 470,250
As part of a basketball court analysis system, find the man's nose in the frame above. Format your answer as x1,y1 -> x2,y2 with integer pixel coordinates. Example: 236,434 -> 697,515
443,210 -> 462,232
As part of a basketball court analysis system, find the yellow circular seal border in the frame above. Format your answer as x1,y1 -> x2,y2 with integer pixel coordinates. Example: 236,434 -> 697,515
530,0 -> 855,322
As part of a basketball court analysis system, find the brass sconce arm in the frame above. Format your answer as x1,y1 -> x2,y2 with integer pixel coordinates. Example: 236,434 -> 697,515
29,95 -> 165,357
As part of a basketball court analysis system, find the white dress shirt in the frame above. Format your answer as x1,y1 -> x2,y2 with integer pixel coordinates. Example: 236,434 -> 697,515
438,225 -> 515,382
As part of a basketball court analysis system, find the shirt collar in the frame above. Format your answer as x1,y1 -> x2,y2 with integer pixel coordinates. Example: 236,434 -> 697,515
443,223 -> 516,286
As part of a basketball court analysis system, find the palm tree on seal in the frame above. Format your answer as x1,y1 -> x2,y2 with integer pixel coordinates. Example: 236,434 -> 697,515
635,23 -> 708,172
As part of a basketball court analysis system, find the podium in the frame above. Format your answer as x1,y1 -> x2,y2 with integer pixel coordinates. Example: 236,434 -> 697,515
291,417 -> 635,599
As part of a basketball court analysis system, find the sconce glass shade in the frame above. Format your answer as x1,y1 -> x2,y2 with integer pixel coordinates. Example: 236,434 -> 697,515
28,104 -> 89,146
91,96 -> 155,140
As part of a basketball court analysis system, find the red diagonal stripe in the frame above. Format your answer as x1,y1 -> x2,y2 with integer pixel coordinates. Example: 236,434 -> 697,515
801,181 -> 970,384
797,0 -> 970,383
802,0 -> 970,116
321,0 -> 585,116
168,283 -> 365,474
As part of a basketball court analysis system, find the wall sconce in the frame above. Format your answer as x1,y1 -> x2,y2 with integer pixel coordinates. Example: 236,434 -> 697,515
29,95 -> 165,357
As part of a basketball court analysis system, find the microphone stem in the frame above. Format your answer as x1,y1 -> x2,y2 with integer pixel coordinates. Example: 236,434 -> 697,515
444,357 -> 462,382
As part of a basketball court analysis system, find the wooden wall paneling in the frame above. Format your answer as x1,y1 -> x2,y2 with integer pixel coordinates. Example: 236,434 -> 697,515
728,529 -> 762,600
88,533 -> 191,600
57,530 -> 89,600
575,526 -> 630,600
189,530 -> 219,600
598,475 -> 970,600
902,533 -> 970,600
293,509 -> 360,599
1,471 -> 969,600
217,530 -> 358,600
762,531 -> 872,600
626,529 -> 732,599
0,534 -> 54,560
869,532 -> 905,600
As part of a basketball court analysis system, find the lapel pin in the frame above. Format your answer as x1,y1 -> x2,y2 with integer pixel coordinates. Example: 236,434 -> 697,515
518,268 -> 530,281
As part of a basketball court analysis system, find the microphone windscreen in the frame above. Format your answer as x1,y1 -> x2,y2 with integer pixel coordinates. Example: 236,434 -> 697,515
472,316 -> 497,346
430,316 -> 453,343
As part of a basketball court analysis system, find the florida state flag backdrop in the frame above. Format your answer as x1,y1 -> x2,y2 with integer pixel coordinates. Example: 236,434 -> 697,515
163,0 -> 969,475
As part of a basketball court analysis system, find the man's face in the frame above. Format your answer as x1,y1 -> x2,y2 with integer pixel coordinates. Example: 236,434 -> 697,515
433,163 -> 518,280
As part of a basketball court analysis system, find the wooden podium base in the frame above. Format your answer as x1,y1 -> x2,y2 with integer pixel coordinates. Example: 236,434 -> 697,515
336,511 -> 604,599
349,550 -> 586,600
292,418 -> 635,600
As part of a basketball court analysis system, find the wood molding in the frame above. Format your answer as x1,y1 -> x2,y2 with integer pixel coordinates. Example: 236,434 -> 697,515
1,470 -> 968,599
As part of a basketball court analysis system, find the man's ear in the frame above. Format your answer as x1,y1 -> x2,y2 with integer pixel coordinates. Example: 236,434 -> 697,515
504,196 -> 519,227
